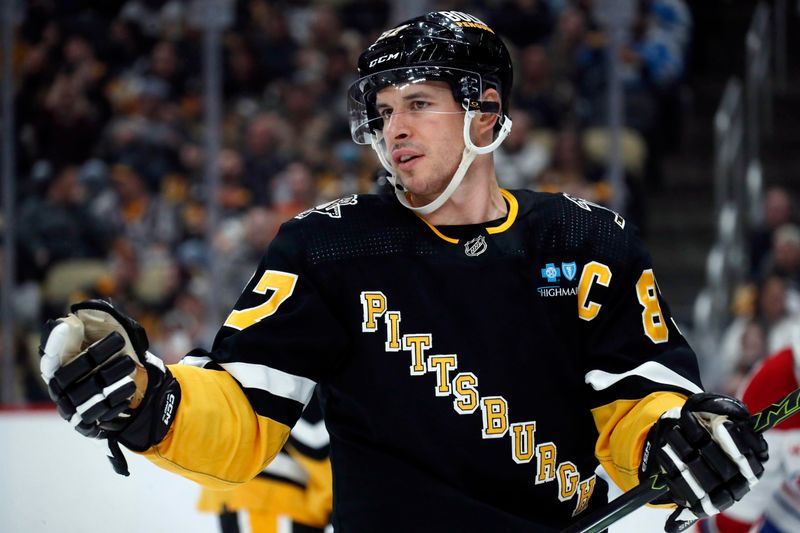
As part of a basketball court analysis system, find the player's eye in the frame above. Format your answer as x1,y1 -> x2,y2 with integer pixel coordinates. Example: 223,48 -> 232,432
378,108 -> 392,119
410,100 -> 429,111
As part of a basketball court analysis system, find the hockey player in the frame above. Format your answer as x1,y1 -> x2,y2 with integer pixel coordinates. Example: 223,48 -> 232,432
699,335 -> 800,533
39,11 -> 768,532
197,394 -> 331,533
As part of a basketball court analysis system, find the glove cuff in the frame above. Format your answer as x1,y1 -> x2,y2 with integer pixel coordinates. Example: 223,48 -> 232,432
116,364 -> 181,452
640,409 -> 681,505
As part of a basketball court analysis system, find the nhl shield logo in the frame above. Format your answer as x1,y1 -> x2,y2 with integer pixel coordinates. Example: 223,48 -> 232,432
561,262 -> 577,281
464,235 -> 487,257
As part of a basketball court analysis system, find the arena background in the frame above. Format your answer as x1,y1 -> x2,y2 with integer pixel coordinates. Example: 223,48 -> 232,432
0,1 -> 798,532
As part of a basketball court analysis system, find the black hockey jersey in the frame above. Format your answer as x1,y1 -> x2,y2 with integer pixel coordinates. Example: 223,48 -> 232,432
142,189 -> 703,532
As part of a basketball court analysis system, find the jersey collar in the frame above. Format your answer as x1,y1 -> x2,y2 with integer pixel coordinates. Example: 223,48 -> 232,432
417,189 -> 519,244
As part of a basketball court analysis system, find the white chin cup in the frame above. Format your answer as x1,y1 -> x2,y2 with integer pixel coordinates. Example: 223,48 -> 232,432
370,112 -> 513,216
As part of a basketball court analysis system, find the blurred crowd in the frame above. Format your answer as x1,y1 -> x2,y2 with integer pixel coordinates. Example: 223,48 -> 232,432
716,186 -> 800,396
2,0 -> 694,403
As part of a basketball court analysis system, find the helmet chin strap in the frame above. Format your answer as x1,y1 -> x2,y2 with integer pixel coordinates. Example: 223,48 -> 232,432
370,110 -> 513,216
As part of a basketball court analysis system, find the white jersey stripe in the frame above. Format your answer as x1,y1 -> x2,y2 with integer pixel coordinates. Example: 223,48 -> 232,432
291,418 -> 330,449
585,361 -> 702,394
262,452 -> 310,485
221,361 -> 317,405
180,355 -> 213,368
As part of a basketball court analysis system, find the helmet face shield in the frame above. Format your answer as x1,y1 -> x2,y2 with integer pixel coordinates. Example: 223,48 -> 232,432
347,66 -> 485,145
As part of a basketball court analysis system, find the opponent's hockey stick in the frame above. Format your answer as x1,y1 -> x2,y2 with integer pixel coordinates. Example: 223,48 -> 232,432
562,385 -> 800,533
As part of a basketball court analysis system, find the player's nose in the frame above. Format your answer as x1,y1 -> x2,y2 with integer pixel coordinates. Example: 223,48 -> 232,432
383,111 -> 411,142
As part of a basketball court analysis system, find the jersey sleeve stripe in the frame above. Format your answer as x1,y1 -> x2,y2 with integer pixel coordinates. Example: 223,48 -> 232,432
290,418 -> 330,449
288,438 -> 331,461
260,450 -> 310,487
256,470 -> 307,490
140,364 -> 293,489
181,355 -> 213,368
220,361 -> 317,404
585,361 -> 702,394
243,387 -> 306,426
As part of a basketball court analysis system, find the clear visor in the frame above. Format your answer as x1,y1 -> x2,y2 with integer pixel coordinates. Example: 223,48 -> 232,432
347,66 -> 485,145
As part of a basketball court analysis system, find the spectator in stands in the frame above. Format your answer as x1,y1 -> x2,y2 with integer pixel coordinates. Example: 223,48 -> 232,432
494,109 -> 551,190
119,0 -> 187,41
215,206 -> 281,312
217,148 -> 253,215
141,39 -> 188,103
33,66 -> 106,167
247,2 -> 298,84
720,274 -> 800,391
758,224 -> 800,293
242,112 -> 290,207
548,4 -> 592,88
514,44 -> 565,131
537,124 -> 608,203
105,19 -> 148,76
280,80 -> 332,168
316,134 -> 376,200
17,164 -> 115,284
307,4 -> 345,53
224,37 -> 268,102
721,319 -> 769,396
100,75 -> 184,190
95,163 -> 182,257
751,187 -> 796,278
322,45 -> 358,124
271,161 -> 318,220
487,0 -> 555,48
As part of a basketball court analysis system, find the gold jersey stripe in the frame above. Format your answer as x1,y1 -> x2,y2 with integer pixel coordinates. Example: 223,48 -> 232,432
417,215 -> 460,244
416,188 -> 520,244
486,189 -> 519,234
138,364 -> 292,489
591,391 -> 688,492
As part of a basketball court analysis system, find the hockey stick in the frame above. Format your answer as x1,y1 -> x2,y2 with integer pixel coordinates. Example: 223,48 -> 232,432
562,385 -> 800,533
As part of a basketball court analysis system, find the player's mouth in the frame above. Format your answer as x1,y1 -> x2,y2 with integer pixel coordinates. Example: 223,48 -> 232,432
392,149 -> 424,171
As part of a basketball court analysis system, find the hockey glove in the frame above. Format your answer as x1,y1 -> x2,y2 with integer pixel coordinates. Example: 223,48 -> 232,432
639,393 -> 769,533
40,299 -> 181,475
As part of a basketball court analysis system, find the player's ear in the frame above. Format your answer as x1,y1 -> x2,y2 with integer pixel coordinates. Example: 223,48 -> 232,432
472,88 -> 501,141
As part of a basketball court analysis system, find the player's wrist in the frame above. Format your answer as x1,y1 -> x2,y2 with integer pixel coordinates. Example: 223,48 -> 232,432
116,361 -> 181,452
639,407 -> 682,505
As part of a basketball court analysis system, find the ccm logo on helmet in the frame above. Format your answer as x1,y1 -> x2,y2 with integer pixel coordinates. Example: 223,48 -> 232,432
369,52 -> 401,68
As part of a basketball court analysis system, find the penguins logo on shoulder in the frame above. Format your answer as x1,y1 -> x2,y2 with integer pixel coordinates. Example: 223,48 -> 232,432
296,195 -> 359,220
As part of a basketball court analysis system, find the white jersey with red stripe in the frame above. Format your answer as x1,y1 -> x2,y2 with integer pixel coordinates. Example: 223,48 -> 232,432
699,344 -> 800,533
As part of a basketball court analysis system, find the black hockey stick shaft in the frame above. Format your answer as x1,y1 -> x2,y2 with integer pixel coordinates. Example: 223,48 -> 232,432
562,385 -> 800,533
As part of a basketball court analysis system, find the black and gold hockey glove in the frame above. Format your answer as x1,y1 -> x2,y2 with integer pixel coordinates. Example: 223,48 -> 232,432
639,393 -> 769,533
39,299 -> 181,475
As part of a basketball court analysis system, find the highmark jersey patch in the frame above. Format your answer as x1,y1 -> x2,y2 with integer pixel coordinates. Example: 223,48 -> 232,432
358,290 -> 598,516
538,261 -> 579,298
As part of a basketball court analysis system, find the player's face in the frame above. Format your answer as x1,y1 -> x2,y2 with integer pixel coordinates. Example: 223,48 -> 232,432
375,81 -> 465,200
